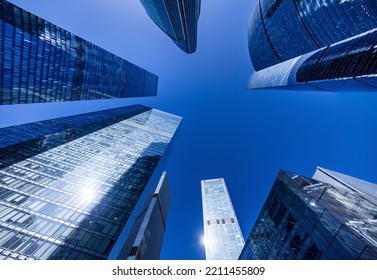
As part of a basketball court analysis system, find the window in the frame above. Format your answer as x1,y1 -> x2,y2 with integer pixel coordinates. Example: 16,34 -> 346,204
290,233 -> 303,257
303,243 -> 322,260
285,213 -> 296,234
129,246 -> 139,257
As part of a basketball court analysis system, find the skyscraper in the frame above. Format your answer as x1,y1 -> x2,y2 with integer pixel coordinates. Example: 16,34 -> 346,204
247,0 -> 377,91
313,167 -> 377,205
239,168 -> 377,260
127,171 -> 170,260
201,178 -> 244,260
0,0 -> 157,105
0,105 -> 181,260
139,0 -> 201,54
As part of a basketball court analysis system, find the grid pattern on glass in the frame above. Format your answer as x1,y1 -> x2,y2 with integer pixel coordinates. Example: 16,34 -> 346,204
297,29 -> 377,83
247,0 -> 377,72
247,0 -> 282,71
239,171 -> 377,260
296,0 -> 377,47
0,0 -> 157,105
260,0 -> 318,62
201,178 -> 244,260
0,106 -> 181,260
313,167 -> 377,206
247,27 -> 377,91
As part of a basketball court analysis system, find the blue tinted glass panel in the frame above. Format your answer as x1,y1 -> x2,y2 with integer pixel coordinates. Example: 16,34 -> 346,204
0,0 -> 157,105
296,0 -> 377,46
260,0 -> 318,61
248,1 -> 281,71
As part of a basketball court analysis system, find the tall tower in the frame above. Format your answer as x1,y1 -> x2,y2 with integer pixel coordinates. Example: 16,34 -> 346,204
201,178 -> 244,260
0,105 -> 181,260
0,0 -> 157,105
247,0 -> 377,91
139,0 -> 201,54
127,171 -> 171,260
239,168 -> 377,260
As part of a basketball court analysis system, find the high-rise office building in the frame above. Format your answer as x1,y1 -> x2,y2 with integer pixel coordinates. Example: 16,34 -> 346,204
201,178 -> 244,260
127,171 -> 170,260
247,0 -> 377,91
312,167 -> 377,205
239,167 -> 377,260
139,0 -> 201,54
0,105 -> 181,260
0,0 -> 157,105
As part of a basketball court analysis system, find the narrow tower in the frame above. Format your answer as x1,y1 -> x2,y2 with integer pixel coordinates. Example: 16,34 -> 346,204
201,178 -> 244,260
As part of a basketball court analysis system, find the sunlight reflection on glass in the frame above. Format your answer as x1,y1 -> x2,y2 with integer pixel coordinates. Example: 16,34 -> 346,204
200,235 -> 206,247
79,186 -> 96,204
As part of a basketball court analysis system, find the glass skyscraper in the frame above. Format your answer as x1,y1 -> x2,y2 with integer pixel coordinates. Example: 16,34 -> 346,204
312,167 -> 377,206
239,167 -> 377,260
201,178 -> 244,260
0,105 -> 181,260
127,171 -> 170,260
247,0 -> 377,91
0,0 -> 157,105
139,0 -> 201,54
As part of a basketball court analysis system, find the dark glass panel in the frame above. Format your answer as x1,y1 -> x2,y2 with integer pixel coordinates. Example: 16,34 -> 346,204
303,242 -> 322,260
248,1 -> 281,70
261,0 -> 317,61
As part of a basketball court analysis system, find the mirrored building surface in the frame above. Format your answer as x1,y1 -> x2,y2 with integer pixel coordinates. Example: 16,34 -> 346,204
239,168 -> 377,260
201,178 -> 244,260
139,0 -> 201,54
0,0 -> 157,105
0,105 -> 181,259
127,171 -> 170,260
247,0 -> 377,91
313,166 -> 377,206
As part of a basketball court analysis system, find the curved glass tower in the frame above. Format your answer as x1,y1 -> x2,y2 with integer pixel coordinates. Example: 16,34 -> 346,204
139,0 -> 201,54
247,0 -> 377,91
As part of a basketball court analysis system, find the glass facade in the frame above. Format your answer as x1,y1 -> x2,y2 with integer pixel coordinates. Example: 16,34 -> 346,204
260,0 -> 318,64
248,28 -> 377,91
139,0 -> 201,54
0,105 -> 181,260
0,0 -> 157,105
296,29 -> 377,83
127,171 -> 170,260
201,178 -> 244,260
295,0 -> 377,47
313,167 -> 377,208
247,1 -> 282,71
247,0 -> 377,91
239,169 -> 377,260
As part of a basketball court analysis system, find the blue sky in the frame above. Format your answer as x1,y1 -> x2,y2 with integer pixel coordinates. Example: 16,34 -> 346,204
1,0 -> 377,260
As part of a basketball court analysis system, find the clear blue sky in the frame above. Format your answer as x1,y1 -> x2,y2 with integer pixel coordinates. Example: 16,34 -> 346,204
1,0 -> 377,260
